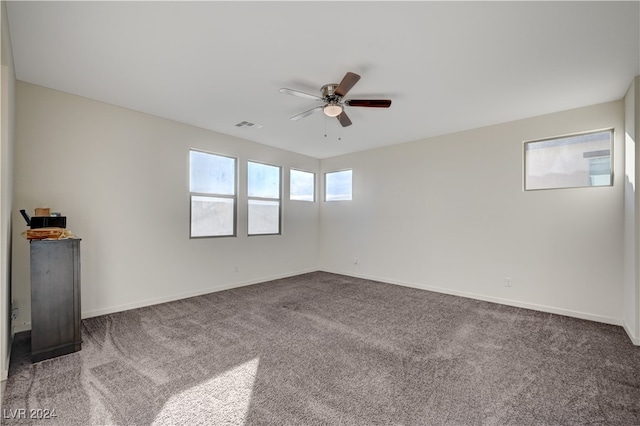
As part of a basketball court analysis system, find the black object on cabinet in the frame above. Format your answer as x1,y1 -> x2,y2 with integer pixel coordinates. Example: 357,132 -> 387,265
30,238 -> 82,362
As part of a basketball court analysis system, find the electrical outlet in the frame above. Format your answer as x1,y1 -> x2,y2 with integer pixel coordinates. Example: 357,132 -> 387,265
11,307 -> 18,320
353,258 -> 358,265
505,277 -> 512,287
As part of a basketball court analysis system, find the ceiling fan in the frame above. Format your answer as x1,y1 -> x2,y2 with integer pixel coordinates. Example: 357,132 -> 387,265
279,72 -> 392,127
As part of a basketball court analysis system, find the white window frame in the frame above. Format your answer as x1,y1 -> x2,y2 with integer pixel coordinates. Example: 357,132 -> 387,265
247,160 -> 282,236
325,169 -> 353,201
523,129 -> 613,191
290,168 -> 316,202
189,149 -> 237,238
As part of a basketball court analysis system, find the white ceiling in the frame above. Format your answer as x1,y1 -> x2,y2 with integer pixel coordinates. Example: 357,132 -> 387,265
5,1 -> 640,159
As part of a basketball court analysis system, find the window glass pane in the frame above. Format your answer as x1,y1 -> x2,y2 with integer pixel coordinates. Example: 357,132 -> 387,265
248,162 -> 280,198
589,157 -> 611,185
326,170 -> 352,201
248,200 -> 280,235
525,131 -> 612,191
190,150 -> 235,195
290,169 -> 315,201
190,196 -> 234,237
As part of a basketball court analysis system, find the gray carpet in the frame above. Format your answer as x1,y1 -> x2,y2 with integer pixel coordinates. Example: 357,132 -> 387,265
2,272 -> 640,425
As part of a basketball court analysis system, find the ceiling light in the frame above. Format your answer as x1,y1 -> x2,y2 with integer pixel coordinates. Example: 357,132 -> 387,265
324,104 -> 343,117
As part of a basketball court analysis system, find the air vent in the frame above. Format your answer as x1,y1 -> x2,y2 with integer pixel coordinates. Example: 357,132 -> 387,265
235,121 -> 262,129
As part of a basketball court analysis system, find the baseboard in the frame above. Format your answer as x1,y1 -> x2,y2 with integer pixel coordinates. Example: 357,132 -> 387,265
81,268 -> 318,319
322,269 -> 623,327
1,334 -> 12,382
623,322 -> 640,345
15,268 -> 634,345
1,368 -> 7,415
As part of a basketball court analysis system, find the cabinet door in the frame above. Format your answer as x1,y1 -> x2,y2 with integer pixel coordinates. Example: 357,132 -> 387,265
30,240 -> 77,355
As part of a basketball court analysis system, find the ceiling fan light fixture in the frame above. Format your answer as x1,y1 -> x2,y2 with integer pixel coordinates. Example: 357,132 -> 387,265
323,104 -> 343,117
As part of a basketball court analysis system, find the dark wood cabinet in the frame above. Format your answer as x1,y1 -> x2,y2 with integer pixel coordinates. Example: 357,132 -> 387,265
30,238 -> 82,362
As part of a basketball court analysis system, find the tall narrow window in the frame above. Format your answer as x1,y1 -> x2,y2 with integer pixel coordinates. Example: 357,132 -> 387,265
325,169 -> 352,201
524,130 -> 613,191
248,161 -> 281,235
290,169 -> 315,202
189,150 -> 236,237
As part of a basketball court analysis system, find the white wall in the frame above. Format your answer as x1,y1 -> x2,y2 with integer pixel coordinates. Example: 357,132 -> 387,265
8,81 -> 635,340
11,82 -> 320,329
624,76 -> 640,343
1,0 -> 16,382
320,101 -> 625,325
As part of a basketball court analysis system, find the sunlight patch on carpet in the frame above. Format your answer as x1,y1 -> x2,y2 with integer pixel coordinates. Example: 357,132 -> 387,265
152,357 -> 259,425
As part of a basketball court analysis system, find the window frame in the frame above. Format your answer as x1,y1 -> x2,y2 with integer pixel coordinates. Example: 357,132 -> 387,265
290,168 -> 316,202
325,169 -> 353,202
189,149 -> 238,238
523,129 -> 614,192
247,160 -> 282,236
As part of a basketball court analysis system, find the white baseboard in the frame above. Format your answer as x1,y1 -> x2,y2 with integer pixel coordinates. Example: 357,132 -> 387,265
14,268 -> 636,346
623,322 -> 640,345
322,269 -> 623,327
2,335 -> 12,382
81,268 -> 318,319
1,376 -> 6,407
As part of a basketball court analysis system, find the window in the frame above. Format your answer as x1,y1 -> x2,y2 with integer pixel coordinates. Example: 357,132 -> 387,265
248,161 -> 281,235
189,150 -> 236,237
524,130 -> 613,191
290,169 -> 315,202
325,169 -> 352,201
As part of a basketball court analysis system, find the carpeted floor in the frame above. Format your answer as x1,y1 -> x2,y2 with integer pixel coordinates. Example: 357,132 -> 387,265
2,272 -> 640,425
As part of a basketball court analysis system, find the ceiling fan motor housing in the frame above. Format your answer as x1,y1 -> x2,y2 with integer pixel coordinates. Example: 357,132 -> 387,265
320,84 -> 343,117
321,84 -> 340,101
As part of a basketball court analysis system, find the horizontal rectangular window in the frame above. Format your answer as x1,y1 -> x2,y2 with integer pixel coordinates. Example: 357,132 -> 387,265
189,150 -> 236,238
290,169 -> 315,202
524,130 -> 613,191
325,169 -> 352,201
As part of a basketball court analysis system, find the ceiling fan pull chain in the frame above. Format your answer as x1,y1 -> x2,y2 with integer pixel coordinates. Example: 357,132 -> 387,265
324,116 -> 327,138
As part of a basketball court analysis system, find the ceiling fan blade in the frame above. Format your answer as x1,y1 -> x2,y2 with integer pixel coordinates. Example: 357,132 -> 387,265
336,111 -> 352,127
290,106 -> 323,121
345,99 -> 392,108
334,72 -> 361,97
279,88 -> 323,101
